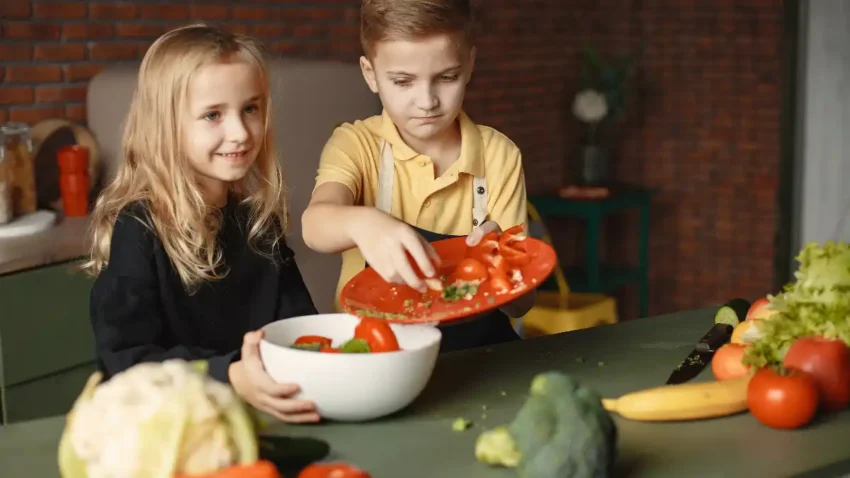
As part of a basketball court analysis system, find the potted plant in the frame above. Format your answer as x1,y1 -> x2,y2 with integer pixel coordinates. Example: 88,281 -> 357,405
571,45 -> 641,185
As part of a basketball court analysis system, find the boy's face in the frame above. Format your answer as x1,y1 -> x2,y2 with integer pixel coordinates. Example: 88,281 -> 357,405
360,33 -> 475,147
182,58 -> 265,202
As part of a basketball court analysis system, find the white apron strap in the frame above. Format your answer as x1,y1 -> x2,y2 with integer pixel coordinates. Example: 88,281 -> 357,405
377,138 -> 488,228
472,176 -> 488,228
377,139 -> 394,215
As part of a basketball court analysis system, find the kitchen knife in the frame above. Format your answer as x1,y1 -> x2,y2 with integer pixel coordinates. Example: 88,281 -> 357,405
665,323 -> 734,385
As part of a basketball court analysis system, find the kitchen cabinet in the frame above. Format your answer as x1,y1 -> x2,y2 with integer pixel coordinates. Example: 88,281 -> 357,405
0,261 -> 96,424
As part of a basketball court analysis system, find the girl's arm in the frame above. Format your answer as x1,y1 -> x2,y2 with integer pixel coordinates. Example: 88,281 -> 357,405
89,212 -> 237,383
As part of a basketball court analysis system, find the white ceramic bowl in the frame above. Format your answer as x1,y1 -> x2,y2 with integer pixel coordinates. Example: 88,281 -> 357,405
259,313 -> 442,422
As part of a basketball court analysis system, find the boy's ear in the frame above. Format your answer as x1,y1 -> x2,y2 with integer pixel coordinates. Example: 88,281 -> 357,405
465,46 -> 477,85
359,56 -> 379,93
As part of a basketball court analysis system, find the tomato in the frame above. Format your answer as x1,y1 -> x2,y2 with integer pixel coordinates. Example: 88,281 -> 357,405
354,317 -> 400,353
711,343 -> 751,381
295,335 -> 333,347
498,224 -> 531,268
319,345 -> 341,353
298,462 -> 372,478
747,365 -> 819,429
453,257 -> 488,282
487,267 -> 512,293
783,336 -> 850,411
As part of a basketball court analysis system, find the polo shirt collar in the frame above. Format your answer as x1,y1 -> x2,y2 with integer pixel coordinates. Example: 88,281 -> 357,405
374,109 -> 485,178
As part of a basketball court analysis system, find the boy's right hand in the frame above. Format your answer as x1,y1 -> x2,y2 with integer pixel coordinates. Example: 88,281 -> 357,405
347,208 -> 441,292
229,331 -> 320,424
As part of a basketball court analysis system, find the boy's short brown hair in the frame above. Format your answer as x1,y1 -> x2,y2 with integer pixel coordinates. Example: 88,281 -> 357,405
360,0 -> 474,57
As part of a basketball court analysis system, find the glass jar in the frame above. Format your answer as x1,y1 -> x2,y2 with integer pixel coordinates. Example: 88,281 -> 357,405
0,122 -> 36,220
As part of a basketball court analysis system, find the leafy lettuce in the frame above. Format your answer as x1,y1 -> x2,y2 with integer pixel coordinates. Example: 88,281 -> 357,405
743,241 -> 850,368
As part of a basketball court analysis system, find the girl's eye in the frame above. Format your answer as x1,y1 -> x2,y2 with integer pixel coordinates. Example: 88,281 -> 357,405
203,111 -> 220,121
244,104 -> 260,114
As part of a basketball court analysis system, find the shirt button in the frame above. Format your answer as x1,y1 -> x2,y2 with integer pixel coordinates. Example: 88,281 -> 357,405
423,200 -> 431,208
420,161 -> 428,167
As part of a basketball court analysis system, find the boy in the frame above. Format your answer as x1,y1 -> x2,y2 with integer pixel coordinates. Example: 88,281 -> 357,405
301,0 -> 534,351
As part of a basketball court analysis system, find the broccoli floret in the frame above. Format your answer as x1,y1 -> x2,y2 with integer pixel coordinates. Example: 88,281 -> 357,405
475,372 -> 618,478
475,426 -> 521,468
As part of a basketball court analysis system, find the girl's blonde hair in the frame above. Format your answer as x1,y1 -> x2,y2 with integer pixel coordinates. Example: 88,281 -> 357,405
83,23 -> 287,292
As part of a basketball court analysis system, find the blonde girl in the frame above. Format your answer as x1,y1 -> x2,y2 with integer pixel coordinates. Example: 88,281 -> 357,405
85,23 -> 319,423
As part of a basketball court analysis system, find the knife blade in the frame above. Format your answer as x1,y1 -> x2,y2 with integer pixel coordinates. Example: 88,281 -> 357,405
666,323 -> 734,385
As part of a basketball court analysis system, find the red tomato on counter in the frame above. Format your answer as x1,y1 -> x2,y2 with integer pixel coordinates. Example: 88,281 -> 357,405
747,365 -> 819,430
783,336 -> 850,411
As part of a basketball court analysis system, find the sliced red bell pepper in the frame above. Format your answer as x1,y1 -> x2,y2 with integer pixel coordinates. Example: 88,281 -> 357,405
175,460 -> 282,478
499,224 -> 531,268
294,335 -> 333,347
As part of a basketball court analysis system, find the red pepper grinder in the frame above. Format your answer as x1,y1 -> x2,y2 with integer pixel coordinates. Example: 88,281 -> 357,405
57,145 -> 89,217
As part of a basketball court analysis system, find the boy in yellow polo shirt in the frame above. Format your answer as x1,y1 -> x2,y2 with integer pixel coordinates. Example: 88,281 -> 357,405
301,0 -> 535,351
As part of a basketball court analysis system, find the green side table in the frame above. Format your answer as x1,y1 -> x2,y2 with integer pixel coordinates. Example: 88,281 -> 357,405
529,185 -> 657,318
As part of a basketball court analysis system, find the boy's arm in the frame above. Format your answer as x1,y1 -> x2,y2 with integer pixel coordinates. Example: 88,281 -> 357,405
301,182 -> 370,253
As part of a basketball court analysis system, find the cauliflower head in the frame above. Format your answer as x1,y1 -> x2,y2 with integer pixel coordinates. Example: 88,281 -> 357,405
58,360 -> 258,478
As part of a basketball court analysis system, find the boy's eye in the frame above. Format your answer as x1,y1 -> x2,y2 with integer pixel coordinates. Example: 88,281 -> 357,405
203,111 -> 220,121
440,75 -> 459,82
391,79 -> 411,87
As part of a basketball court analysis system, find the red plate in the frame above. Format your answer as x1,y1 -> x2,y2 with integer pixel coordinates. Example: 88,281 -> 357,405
339,236 -> 557,325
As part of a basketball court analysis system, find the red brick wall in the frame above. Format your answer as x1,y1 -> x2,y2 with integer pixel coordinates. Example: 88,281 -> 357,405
0,1 -> 784,318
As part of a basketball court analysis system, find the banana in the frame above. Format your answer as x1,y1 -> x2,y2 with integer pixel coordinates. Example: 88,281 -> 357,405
601,376 -> 750,421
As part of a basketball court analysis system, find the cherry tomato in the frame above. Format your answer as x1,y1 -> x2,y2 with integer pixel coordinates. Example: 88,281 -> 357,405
711,343 -> 751,381
487,267 -> 512,293
298,462 -> 372,478
783,336 -> 850,411
354,317 -> 401,353
294,335 -> 333,347
453,257 -> 488,282
747,365 -> 819,429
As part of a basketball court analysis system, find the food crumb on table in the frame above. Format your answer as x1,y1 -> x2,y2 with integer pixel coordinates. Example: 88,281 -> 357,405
452,417 -> 472,431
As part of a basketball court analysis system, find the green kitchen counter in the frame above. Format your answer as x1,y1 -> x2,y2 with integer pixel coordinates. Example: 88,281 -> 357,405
2,307 -> 850,478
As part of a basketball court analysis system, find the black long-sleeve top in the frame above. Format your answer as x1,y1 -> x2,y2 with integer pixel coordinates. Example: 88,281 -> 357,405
88,197 -> 317,383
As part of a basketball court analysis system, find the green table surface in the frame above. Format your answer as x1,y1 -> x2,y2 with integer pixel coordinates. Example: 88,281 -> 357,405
2,308 -> 850,478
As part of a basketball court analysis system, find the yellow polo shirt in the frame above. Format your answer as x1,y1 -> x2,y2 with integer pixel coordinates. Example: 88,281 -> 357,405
314,109 -> 528,311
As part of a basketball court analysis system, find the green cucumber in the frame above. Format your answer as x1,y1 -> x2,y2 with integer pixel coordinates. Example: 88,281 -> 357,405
714,298 -> 750,326
341,338 -> 371,353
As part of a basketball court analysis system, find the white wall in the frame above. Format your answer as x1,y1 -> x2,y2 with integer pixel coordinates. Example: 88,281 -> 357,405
793,0 -> 850,264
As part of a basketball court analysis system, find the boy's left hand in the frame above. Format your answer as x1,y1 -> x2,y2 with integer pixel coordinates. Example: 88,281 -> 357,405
465,220 -> 501,247
465,221 -> 536,318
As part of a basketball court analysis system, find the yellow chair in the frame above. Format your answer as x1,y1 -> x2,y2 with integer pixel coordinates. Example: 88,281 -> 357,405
513,203 -> 619,338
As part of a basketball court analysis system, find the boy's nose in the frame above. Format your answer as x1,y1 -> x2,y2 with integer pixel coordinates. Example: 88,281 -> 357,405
416,86 -> 440,112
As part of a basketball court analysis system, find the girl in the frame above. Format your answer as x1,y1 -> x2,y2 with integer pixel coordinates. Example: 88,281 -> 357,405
84,24 -> 320,424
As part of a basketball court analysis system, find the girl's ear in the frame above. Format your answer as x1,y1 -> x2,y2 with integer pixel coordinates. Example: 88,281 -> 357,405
359,56 -> 379,94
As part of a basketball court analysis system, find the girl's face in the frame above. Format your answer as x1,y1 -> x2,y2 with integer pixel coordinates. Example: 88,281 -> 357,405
182,58 -> 265,205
